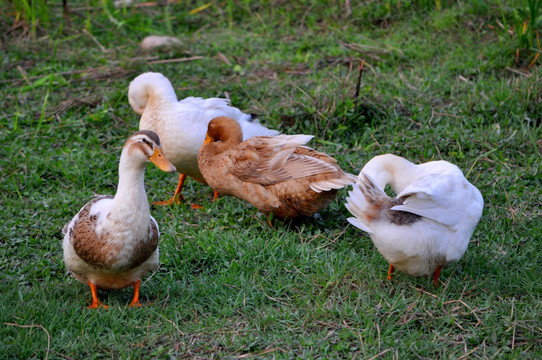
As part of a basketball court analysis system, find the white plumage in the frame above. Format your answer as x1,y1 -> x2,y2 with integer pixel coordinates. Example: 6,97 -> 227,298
63,130 -> 175,308
128,72 -> 279,205
345,154 -> 483,284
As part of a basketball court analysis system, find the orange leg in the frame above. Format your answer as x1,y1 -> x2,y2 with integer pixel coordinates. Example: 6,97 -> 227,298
154,174 -> 206,209
433,265 -> 443,287
386,264 -> 395,280
154,173 -> 187,206
190,189 -> 218,209
266,212 -> 275,228
88,281 -> 107,309
190,189 -> 219,210
128,279 -> 141,308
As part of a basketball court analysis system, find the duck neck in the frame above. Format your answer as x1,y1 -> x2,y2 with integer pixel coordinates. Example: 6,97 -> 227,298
150,76 -> 177,103
210,133 -> 243,155
141,79 -> 178,121
111,150 -> 150,219
225,132 -> 243,147
364,154 -> 417,194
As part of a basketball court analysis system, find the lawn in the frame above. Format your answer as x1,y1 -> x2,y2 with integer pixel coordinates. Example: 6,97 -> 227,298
1,0 -> 540,358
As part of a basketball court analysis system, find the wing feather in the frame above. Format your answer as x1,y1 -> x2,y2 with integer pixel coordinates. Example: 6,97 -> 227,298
392,174 -> 465,226
232,134 -> 345,185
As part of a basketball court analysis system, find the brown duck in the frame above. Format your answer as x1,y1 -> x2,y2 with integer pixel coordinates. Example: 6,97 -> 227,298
197,116 -> 356,221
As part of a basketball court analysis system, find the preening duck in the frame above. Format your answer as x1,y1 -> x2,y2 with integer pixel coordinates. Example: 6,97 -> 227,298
197,116 -> 356,222
345,154 -> 483,285
62,130 -> 176,308
128,72 -> 279,206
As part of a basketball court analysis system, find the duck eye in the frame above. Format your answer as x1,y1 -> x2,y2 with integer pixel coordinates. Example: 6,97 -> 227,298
142,138 -> 150,145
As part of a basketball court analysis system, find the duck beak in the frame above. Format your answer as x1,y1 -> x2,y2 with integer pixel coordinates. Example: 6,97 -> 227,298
149,147 -> 176,173
202,133 -> 213,146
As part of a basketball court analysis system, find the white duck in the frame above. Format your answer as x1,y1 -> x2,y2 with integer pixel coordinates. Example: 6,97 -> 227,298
345,154 -> 483,285
128,72 -> 279,206
63,130 -> 176,308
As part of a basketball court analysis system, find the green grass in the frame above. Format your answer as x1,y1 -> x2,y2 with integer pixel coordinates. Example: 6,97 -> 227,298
1,0 -> 541,358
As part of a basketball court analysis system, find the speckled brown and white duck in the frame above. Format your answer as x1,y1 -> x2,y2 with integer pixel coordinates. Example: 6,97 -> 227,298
197,116 -> 357,222
62,130 -> 176,309
345,154 -> 484,285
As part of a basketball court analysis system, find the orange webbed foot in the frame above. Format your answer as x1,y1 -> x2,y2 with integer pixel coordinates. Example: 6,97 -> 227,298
87,302 -> 108,309
87,281 -> 108,309
154,173 -> 187,206
190,190 -> 219,210
153,196 -> 183,206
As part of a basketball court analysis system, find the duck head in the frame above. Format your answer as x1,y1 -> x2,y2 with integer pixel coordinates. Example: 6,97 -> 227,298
128,72 -> 178,115
202,116 -> 244,148
123,130 -> 176,173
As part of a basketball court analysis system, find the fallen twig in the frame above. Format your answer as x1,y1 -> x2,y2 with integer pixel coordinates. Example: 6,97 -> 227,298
367,348 -> 392,360
217,52 -> 232,66
0,57 -> 159,85
354,59 -> 365,105
139,0 -> 180,7
4,322 -> 51,360
505,67 -> 532,77
442,299 -> 483,327
237,347 -> 285,358
147,56 -> 204,64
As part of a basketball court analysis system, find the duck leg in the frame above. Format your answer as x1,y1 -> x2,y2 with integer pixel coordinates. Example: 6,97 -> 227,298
386,264 -> 395,280
266,212 -> 275,228
154,173 -> 187,206
432,265 -> 443,286
88,281 -> 107,309
128,279 -> 141,308
153,174 -> 206,209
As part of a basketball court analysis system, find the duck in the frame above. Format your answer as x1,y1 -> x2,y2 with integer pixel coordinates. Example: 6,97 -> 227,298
197,116 -> 357,222
344,154 -> 484,285
62,130 -> 176,309
128,72 -> 279,206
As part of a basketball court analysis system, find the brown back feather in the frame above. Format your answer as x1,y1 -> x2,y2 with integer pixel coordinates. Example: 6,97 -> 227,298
71,195 -> 158,270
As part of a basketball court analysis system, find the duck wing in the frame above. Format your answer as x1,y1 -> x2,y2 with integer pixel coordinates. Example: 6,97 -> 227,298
179,97 -> 279,138
65,195 -> 116,268
232,135 -> 340,186
391,173 -> 466,227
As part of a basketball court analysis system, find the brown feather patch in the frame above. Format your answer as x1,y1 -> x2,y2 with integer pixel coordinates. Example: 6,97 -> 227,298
129,220 -> 159,270
198,117 -> 352,219
387,198 -> 422,225
70,195 -> 158,270
130,129 -> 161,146
361,174 -> 422,226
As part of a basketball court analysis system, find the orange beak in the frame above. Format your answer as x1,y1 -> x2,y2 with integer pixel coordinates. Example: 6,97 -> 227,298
202,133 -> 213,146
149,147 -> 176,173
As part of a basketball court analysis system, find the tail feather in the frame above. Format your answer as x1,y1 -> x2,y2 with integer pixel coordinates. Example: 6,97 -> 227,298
345,173 -> 389,234
240,120 -> 280,139
347,216 -> 371,233
309,173 -> 356,193
179,97 -> 279,138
